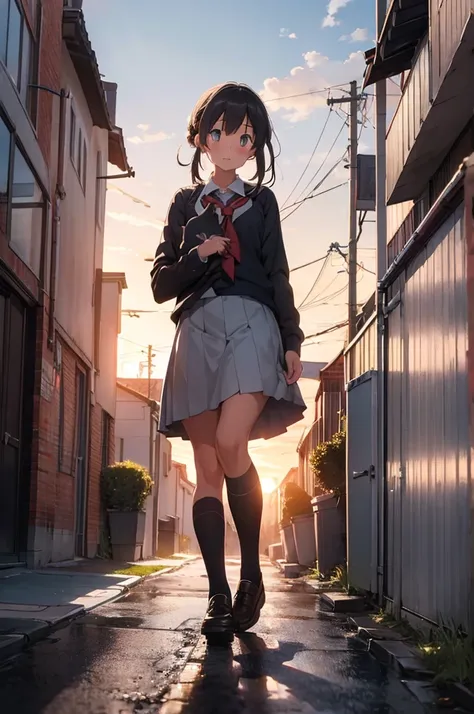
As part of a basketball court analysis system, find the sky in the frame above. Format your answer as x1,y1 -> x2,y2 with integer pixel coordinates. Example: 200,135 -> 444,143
82,0 -> 387,490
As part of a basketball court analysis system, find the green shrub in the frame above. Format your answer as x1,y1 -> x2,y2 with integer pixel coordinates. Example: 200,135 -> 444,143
101,461 -> 153,512
309,430 -> 346,496
280,482 -> 312,527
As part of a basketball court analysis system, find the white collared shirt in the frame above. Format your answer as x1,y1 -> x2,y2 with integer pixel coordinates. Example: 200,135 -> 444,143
195,175 -> 253,223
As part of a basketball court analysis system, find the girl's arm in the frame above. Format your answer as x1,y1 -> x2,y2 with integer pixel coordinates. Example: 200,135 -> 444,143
150,189 -> 208,304
260,188 -> 305,355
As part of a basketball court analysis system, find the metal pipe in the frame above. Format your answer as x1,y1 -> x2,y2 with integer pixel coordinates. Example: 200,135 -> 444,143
379,164 -> 465,290
48,89 -> 67,347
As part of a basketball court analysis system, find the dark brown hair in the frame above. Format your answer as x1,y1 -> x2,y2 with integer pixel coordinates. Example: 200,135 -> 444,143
179,82 -> 278,189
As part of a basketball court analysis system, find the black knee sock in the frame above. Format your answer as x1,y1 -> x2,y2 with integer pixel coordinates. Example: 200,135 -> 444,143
192,497 -> 231,601
225,463 -> 263,585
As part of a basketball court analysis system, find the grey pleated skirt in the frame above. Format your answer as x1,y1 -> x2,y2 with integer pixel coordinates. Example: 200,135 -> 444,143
159,294 -> 306,440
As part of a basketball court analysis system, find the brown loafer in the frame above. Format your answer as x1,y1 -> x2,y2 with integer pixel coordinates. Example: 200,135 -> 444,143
201,594 -> 234,644
233,579 -> 265,632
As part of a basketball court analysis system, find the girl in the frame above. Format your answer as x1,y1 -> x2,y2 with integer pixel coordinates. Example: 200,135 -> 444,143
151,82 -> 306,644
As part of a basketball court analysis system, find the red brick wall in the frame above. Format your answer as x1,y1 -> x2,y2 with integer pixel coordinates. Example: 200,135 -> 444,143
33,0 -> 63,186
87,404 -> 102,556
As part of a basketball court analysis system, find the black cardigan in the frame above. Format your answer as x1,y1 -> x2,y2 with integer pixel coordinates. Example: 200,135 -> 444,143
150,183 -> 305,355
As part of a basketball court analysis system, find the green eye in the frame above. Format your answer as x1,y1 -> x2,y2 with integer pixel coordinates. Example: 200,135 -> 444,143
240,134 -> 252,147
210,129 -> 221,142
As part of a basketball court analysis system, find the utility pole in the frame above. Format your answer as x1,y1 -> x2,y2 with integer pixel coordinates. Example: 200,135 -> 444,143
327,80 -> 363,342
147,344 -> 154,398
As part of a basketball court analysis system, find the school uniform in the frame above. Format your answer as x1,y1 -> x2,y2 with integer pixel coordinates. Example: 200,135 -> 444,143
151,176 -> 307,440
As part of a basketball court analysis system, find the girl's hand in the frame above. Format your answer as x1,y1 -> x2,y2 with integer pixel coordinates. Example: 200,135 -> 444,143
197,235 -> 230,259
285,351 -> 303,384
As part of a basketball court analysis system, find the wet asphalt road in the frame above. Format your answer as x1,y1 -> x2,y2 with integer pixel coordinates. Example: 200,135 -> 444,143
0,559 -> 426,713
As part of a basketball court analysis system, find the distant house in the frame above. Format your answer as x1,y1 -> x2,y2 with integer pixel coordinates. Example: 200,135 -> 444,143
158,460 -> 196,556
115,382 -> 168,559
297,351 -> 345,496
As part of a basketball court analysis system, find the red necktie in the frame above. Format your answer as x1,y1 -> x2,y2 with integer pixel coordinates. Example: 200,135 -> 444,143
201,194 -> 249,281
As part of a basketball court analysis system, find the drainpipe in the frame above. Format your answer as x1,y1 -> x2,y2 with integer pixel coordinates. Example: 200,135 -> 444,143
375,38 -> 387,604
48,88 -> 67,348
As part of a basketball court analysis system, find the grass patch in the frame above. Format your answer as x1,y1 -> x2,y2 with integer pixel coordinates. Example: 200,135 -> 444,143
113,565 -> 167,577
419,621 -> 474,688
370,610 -> 421,642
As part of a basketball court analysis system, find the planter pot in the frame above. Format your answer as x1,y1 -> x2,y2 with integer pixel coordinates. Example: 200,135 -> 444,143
108,510 -> 146,562
280,525 -> 298,563
291,513 -> 317,567
312,494 -> 346,576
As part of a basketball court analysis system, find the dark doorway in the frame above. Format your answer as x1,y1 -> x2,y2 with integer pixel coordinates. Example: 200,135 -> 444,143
74,368 -> 88,556
0,286 -> 28,562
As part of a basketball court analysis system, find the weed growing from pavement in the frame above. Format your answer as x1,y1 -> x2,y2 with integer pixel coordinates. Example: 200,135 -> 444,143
113,565 -> 167,577
419,619 -> 474,688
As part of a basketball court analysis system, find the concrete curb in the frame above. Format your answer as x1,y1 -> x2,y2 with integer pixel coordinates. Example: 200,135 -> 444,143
0,557 -> 199,665
348,616 -> 464,712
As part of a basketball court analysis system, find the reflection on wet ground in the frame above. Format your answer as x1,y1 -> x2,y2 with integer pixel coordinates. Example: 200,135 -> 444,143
0,559 -> 427,713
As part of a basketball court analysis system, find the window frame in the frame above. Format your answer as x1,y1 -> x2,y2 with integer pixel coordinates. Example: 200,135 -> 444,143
69,106 -> 88,192
1,0 -> 41,126
0,108 -> 47,278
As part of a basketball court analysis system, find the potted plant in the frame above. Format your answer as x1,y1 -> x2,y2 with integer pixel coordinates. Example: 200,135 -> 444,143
309,428 -> 346,576
101,460 -> 153,561
280,482 -> 316,566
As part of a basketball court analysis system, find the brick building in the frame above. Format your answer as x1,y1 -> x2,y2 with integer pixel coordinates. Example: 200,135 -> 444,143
0,0 -> 130,565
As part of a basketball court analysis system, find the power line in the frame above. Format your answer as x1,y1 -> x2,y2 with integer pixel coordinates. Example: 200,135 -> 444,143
297,253 -> 330,310
281,107 -> 333,209
281,160 -> 345,222
304,321 -> 348,341
294,118 -> 348,203
263,83 -> 351,104
282,180 -> 347,213
290,254 -> 327,273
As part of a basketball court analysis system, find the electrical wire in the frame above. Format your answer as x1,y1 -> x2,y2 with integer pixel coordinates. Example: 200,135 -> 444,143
281,161 -> 345,222
304,321 -> 348,341
296,253 -> 331,310
294,119 -> 348,203
281,107 -> 333,209
281,181 -> 348,213
263,83 -> 350,104
290,254 -> 327,273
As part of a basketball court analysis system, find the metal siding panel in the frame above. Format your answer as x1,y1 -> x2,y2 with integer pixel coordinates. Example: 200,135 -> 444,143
386,39 -> 430,201
392,205 -> 470,628
385,304 -> 403,603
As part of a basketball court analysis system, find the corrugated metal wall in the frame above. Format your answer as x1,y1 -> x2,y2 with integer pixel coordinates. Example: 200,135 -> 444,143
430,0 -> 472,99
386,37 -> 430,199
385,203 -> 471,628
346,315 -> 377,383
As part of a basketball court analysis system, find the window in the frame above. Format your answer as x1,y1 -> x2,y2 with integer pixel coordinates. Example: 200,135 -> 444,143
82,138 -> 87,189
69,111 -> 88,190
0,116 -> 11,236
10,144 -> 44,274
69,107 -> 76,161
76,127 -> 82,177
95,151 -> 103,225
1,0 -> 40,123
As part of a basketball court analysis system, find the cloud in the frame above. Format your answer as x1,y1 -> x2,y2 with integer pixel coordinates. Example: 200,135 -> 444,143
260,50 -> 365,122
107,212 -> 165,230
127,131 -> 173,145
340,27 -> 369,42
137,123 -> 150,131
279,27 -> 298,39
322,0 -> 351,27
